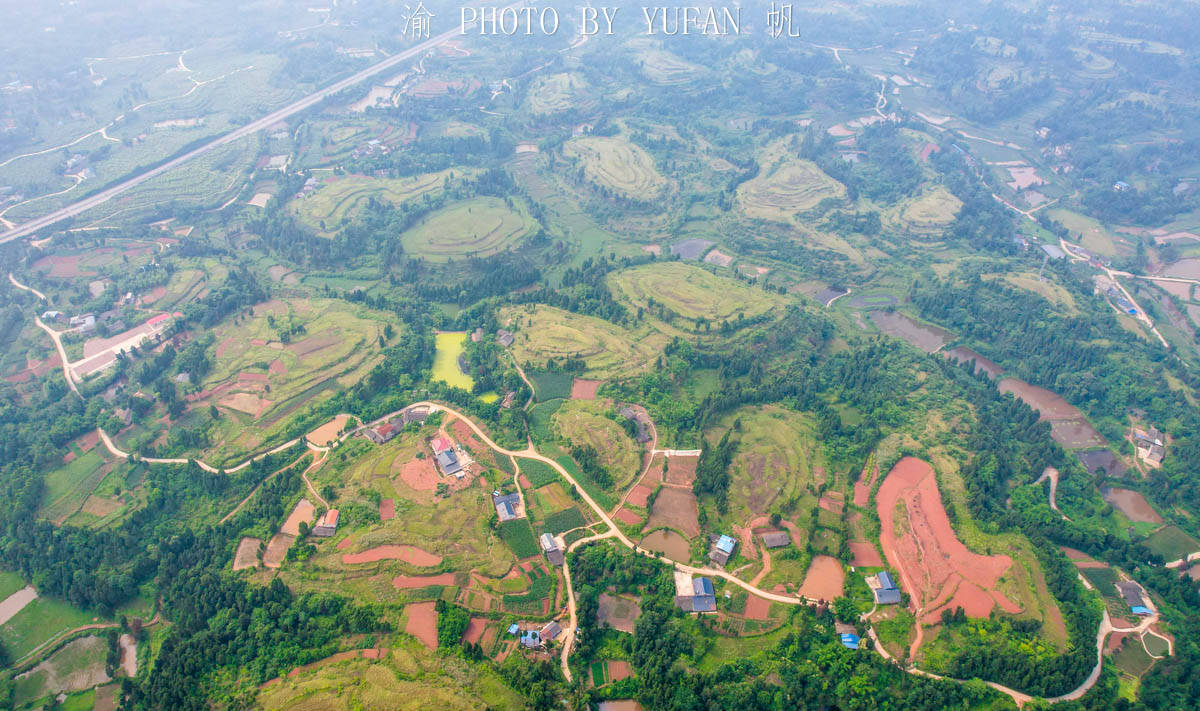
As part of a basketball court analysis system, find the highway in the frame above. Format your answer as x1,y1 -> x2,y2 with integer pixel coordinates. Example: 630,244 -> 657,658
0,20 -> 482,244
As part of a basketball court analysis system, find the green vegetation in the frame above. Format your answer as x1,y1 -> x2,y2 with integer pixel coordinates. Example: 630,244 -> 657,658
542,508 -> 587,535
288,170 -> 457,237
498,519 -> 539,559
520,459 -> 561,489
526,371 -> 573,402
0,596 -> 100,660
563,135 -> 669,201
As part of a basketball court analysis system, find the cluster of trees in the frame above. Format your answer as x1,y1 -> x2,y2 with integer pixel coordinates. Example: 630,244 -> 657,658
570,443 -> 613,489
693,429 -> 735,512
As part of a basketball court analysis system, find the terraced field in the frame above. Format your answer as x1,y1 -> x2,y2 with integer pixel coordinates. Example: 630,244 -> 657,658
562,136 -> 669,200
498,304 -> 668,378
528,73 -> 588,115
709,405 -> 823,525
636,48 -> 706,85
400,197 -> 535,261
288,170 -> 460,237
197,299 -> 392,460
893,187 -> 962,235
551,400 -> 641,490
737,155 -> 846,222
608,261 -> 785,329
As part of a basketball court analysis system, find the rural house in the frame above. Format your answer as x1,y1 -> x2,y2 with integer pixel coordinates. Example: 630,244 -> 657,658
618,405 -> 652,444
430,436 -> 453,454
401,405 -> 431,425
493,492 -> 522,522
1133,426 -> 1165,466
436,448 -> 463,477
760,531 -> 791,549
365,422 -> 399,444
709,534 -> 738,566
312,509 -> 339,537
540,533 -> 564,566
866,571 -> 902,605
496,329 -> 514,347
520,629 -> 542,648
540,620 -> 562,641
673,571 -> 717,613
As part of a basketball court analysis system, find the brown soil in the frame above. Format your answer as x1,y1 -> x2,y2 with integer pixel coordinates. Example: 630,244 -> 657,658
663,455 -> 699,487
644,487 -> 700,538
869,310 -> 953,353
1049,418 -> 1106,449
626,484 -> 652,508
798,555 -> 845,601
570,378 -> 603,399
597,593 -> 641,634
341,544 -> 442,566
998,379 -> 1083,420
849,541 -> 884,568
233,537 -> 262,571
1103,488 -> 1163,524
397,455 -> 440,492
639,529 -> 690,562
405,601 -> 439,649
607,660 -> 633,683
379,498 -> 395,520
306,414 -> 351,447
944,346 -> 1004,379
280,499 -> 316,536
743,593 -> 772,620
269,359 -> 287,375
263,533 -> 295,568
393,573 -> 456,589
215,337 -> 235,358
614,508 -> 642,526
462,617 -> 489,645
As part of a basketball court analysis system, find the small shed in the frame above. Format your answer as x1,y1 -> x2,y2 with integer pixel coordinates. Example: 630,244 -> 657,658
760,531 -> 791,549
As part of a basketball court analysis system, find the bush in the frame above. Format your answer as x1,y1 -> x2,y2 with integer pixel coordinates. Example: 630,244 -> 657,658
521,459 -> 560,488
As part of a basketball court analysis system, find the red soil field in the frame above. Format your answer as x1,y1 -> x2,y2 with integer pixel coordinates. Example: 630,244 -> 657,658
461,617 -> 489,645
849,541 -> 884,568
269,359 -> 287,375
798,555 -> 845,601
238,371 -> 269,383
398,455 -> 440,492
336,536 -> 356,550
853,482 -> 870,508
944,346 -> 1003,380
519,474 -> 532,489
743,593 -> 772,620
250,338 -> 268,346
405,601 -> 439,649
32,254 -> 96,278
607,660 -> 633,682
625,484 -> 652,508
614,508 -> 642,526
142,286 -> 168,305
663,455 -> 698,487
62,450 -> 76,463
392,573 -> 456,589
342,544 -> 442,566
818,492 -> 844,514
379,498 -> 395,520
877,457 -> 1021,625
570,378 -> 602,399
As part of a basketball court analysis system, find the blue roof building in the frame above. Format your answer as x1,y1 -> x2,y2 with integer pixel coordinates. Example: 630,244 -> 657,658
493,492 -> 521,522
877,571 -> 896,589
710,534 -> 738,565
436,449 -> 462,476
507,623 -> 519,635
520,630 -> 542,648
840,633 -> 860,650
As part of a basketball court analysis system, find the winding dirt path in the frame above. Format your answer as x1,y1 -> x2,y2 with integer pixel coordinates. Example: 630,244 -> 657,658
8,272 -> 47,301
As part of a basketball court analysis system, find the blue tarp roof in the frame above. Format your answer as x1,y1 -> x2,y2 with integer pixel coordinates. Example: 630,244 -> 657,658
1131,605 -> 1153,616
507,624 -> 519,635
716,535 -> 737,554
840,633 -> 860,650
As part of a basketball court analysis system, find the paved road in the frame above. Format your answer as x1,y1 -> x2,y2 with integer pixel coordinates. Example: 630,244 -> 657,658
0,14 -> 503,244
